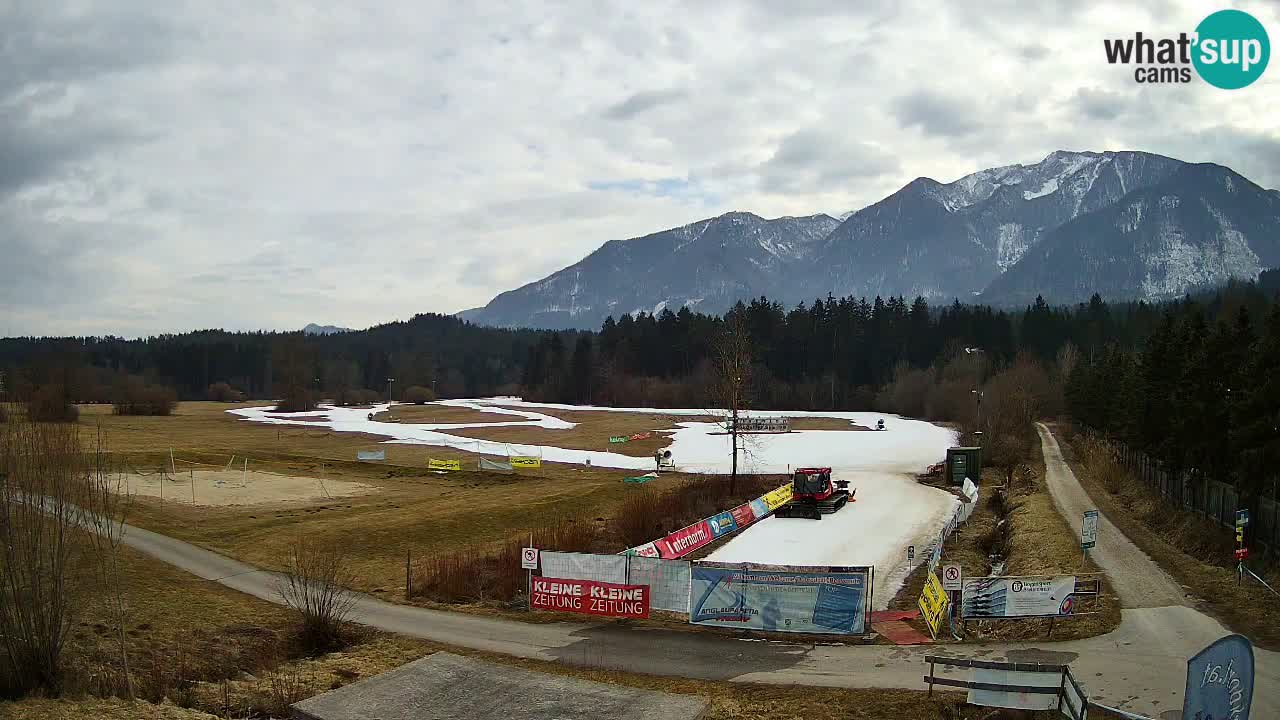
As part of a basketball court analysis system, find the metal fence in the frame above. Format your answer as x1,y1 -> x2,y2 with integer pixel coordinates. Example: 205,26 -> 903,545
540,551 -> 691,613
1112,442 -> 1280,556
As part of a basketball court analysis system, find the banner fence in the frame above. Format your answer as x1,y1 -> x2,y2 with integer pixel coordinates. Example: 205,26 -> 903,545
689,562 -> 873,635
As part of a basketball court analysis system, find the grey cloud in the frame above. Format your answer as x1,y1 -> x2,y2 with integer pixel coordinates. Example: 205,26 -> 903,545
603,89 -> 688,120
1017,44 -> 1051,61
760,128 -> 900,194
891,90 -> 980,138
1071,88 -> 1126,121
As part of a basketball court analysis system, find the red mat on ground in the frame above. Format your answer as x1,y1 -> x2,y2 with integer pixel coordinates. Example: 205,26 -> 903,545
869,609 -> 919,623
874,620 -> 932,645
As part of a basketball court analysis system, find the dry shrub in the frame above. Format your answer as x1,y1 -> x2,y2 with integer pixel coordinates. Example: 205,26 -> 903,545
415,515 -> 595,604
612,474 -> 780,548
25,384 -> 78,423
205,382 -> 245,402
112,376 -> 177,416
401,385 -> 436,404
277,536 -> 357,654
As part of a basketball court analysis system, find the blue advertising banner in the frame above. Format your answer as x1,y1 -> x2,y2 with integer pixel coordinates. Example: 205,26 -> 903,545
1183,634 -> 1254,720
689,563 -> 870,635
707,511 -> 737,537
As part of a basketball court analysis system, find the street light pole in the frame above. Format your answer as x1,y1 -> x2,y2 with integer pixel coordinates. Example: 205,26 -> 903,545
387,377 -> 394,405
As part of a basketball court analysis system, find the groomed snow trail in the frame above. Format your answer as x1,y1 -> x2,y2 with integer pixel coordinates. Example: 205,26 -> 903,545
231,399 -> 959,597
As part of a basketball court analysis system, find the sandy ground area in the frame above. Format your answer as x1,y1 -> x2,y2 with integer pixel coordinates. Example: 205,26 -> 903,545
122,469 -> 375,507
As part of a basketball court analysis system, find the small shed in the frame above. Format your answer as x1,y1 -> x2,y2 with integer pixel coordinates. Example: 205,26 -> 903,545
291,652 -> 710,720
946,446 -> 982,486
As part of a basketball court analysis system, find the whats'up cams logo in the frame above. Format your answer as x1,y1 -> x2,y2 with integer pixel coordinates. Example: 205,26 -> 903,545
1104,9 -> 1270,88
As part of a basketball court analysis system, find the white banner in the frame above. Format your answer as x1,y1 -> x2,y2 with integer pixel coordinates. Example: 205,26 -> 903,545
968,668 -> 1063,711
540,551 -> 627,586
961,576 -> 1077,618
356,449 -> 386,461
627,556 -> 691,613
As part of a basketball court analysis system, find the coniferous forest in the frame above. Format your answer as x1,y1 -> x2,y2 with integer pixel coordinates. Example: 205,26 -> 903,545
2,273 -> 1278,498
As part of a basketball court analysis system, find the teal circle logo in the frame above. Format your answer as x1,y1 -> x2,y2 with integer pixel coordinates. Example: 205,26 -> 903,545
1193,10 -> 1270,89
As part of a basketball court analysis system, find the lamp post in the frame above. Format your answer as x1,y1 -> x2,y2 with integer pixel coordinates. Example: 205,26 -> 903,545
387,377 -> 394,405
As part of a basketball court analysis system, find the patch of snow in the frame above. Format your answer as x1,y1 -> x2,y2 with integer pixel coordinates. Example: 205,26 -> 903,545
1140,210 -> 1261,298
995,223 -> 1029,270
652,300 -> 668,314
1022,177 -> 1059,201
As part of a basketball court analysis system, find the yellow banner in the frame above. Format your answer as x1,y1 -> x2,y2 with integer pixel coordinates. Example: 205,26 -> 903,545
509,456 -> 541,468
428,458 -> 461,471
917,571 -> 949,639
761,483 -> 794,511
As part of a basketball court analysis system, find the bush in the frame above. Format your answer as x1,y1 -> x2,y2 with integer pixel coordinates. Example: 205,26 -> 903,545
113,377 -> 177,416
332,388 -> 379,406
401,385 -> 435,404
274,388 -> 318,413
26,384 -> 78,423
277,535 -> 356,653
206,382 -> 245,402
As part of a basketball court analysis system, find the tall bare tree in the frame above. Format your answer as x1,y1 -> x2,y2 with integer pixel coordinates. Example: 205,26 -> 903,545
711,312 -> 753,495
0,419 -> 126,696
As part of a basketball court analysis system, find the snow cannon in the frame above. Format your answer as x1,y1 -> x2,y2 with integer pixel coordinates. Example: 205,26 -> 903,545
876,419 -> 886,431
773,467 -> 854,520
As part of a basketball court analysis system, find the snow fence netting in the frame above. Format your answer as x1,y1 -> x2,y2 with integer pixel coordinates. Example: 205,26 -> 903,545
540,551 -> 628,585
625,556 -> 691,613
539,552 -> 691,613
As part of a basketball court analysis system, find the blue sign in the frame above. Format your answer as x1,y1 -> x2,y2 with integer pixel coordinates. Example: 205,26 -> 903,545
707,511 -> 737,537
1183,634 -> 1254,720
689,564 -> 869,635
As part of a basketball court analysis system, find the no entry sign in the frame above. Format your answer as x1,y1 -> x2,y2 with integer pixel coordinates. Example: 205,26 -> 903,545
530,578 -> 650,619
520,547 -> 539,570
942,563 -> 963,591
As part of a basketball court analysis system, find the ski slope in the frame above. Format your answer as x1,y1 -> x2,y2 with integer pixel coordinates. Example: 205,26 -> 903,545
231,398 -> 960,602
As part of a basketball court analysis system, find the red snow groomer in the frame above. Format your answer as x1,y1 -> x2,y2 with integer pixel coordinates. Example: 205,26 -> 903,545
773,467 -> 854,520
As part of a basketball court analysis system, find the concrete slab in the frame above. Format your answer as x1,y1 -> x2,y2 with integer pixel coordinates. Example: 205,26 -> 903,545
290,652 -> 710,720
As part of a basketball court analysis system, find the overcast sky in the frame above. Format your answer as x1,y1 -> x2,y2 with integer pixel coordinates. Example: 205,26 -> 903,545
3,1 -> 1278,337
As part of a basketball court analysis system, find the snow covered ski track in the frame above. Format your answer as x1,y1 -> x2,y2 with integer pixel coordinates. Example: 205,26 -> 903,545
230,399 -> 959,601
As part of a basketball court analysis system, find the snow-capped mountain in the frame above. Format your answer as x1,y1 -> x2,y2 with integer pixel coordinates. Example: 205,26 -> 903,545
813,151 -> 1187,301
981,163 -> 1280,305
302,323 -> 354,335
460,151 -> 1277,330
459,212 -> 838,329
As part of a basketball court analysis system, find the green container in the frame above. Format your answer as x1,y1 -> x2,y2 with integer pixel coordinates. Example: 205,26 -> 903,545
946,447 -> 982,486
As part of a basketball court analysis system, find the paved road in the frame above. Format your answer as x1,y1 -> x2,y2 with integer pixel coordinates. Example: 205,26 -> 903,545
116,428 -> 1278,719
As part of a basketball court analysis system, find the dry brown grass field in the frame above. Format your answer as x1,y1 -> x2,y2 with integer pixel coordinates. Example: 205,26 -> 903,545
75,401 -> 703,596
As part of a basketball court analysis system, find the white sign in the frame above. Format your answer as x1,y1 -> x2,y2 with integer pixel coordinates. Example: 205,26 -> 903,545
1081,510 -> 1099,550
942,563 -> 963,592
520,547 -> 539,570
907,545 -> 915,561
356,449 -> 386,461
961,576 -> 1077,619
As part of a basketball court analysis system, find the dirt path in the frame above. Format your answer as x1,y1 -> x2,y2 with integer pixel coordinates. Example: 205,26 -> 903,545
1036,423 -> 1188,609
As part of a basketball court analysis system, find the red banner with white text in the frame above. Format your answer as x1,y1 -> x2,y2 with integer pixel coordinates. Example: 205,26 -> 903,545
530,577 -> 650,618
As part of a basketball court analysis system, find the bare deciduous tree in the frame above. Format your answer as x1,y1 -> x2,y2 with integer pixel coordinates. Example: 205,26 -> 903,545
277,535 -> 357,652
0,419 -> 126,696
710,312 -> 754,495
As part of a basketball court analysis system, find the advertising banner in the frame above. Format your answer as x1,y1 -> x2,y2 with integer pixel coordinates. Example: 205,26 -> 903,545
760,484 -> 794,511
428,458 -> 461,471
749,497 -> 769,518
356,450 -> 386,461
918,571 -> 949,638
655,520 -> 714,558
1183,634 -> 1254,720
479,457 -> 513,471
730,503 -> 756,529
622,541 -> 660,558
708,511 -> 737,537
961,576 -> 1076,619
629,432 -> 652,441
530,577 -> 649,619
509,455 -> 541,468
608,436 -> 627,443
689,563 -> 870,635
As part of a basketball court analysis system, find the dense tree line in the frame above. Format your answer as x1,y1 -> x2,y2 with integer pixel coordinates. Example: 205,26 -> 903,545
1066,291 -> 1280,504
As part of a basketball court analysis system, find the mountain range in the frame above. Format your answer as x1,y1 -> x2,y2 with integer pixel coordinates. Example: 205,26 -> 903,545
460,150 -> 1280,330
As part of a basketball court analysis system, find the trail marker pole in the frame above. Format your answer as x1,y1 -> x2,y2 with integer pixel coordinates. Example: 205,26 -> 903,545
169,448 -> 176,475
405,549 -> 412,600
242,458 -> 248,488
190,468 -> 196,504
